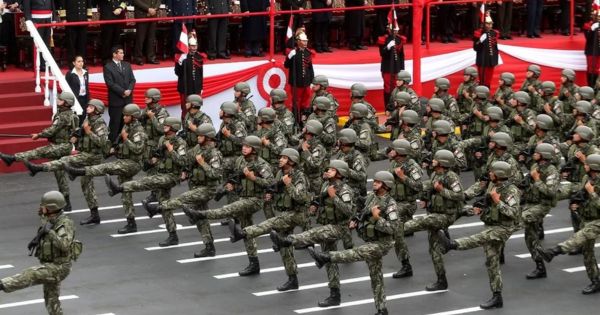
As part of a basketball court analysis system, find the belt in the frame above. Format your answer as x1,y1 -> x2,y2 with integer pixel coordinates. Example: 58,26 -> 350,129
32,10 -> 52,19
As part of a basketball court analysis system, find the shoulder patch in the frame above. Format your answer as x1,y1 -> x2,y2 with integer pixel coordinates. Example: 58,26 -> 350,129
410,168 -> 421,180
325,124 -> 335,134
285,117 -> 294,126
388,209 -> 398,221
410,140 -> 419,149
451,181 -> 462,192
133,134 -> 141,143
158,117 -> 166,124
546,173 -> 557,186
210,156 -> 220,169
312,149 -> 320,158
178,146 -> 186,156
341,192 -> 351,202
95,126 -> 106,136
507,195 -> 517,207
553,102 -> 562,114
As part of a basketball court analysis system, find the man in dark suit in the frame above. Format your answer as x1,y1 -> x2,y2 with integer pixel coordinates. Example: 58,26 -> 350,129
58,0 -> 92,62
103,46 -> 136,143
133,0 -> 160,65
310,0 -> 332,53
97,0 -> 127,62
206,0 -> 231,60
166,0 -> 196,53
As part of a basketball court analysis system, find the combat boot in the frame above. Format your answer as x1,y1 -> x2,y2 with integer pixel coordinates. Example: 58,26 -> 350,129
105,175 -> 123,196
159,232 -> 179,247
220,220 -> 230,226
500,248 -> 505,265
143,191 -> 158,204
64,164 -> 86,180
270,230 -> 293,248
307,247 -> 330,269
194,242 -> 216,258
425,274 -> 448,291
437,230 -> 458,254
0,152 -> 16,166
537,245 -> 564,263
526,260 -> 547,279
80,207 -> 100,225
538,223 -> 545,240
582,278 -> 600,295
182,205 -> 205,222
277,274 -> 299,291
374,308 -> 389,315
239,256 -> 260,276
118,217 -> 137,234
392,259 -> 413,278
318,287 -> 340,307
0,281 -> 4,291
142,200 -> 161,218
480,292 -> 503,309
24,160 -> 44,177
63,195 -> 72,212
228,220 -> 246,243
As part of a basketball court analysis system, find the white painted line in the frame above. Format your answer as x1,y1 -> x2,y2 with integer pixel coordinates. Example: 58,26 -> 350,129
69,203 -> 141,214
100,212 -> 186,224
110,225 -> 197,238
449,222 -> 483,229
563,264 -> 600,273
145,234 -> 269,251
426,306 -> 483,315
254,272 -> 395,296
0,295 -> 78,309
178,248 -> 274,263
0,264 -> 14,270
294,290 -> 446,313
509,227 -> 572,239
515,243 -> 600,259
214,262 -> 316,279
97,313 -> 116,315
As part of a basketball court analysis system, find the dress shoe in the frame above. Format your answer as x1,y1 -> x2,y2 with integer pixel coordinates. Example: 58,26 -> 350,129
534,34 -> 541,38
148,59 -> 160,65
208,56 -> 216,60
135,60 -> 144,66
356,45 -> 368,50
218,54 -> 231,60
322,47 -> 333,53
447,37 -> 457,43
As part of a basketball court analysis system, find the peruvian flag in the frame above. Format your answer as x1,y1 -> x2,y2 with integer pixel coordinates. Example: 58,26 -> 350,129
479,3 -> 486,23
594,0 -> 600,11
175,23 -> 189,64
285,14 -> 294,42
387,6 -> 399,31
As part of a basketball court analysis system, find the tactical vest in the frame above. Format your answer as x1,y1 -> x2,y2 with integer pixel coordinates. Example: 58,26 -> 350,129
317,182 -> 351,225
79,116 -> 106,155
480,183 -> 518,226
189,147 -> 221,188
526,163 -> 558,207
257,127 -> 279,166
143,105 -> 166,147
240,100 -> 256,133
273,170 -> 304,212
390,160 -> 419,202
36,214 -> 73,264
358,194 -> 395,242
185,111 -> 210,147
156,136 -> 185,176
238,158 -> 265,198
116,122 -> 144,162
219,121 -> 242,157
579,180 -> 600,221
428,172 -> 462,216
51,110 -> 78,144
510,109 -> 533,142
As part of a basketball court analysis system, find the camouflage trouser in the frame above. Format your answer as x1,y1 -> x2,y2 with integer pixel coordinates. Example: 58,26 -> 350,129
394,201 -> 416,262
464,181 -> 486,199
291,224 -> 348,289
222,156 -> 241,204
330,241 -> 393,311
521,203 -> 552,262
558,219 -> 600,281
403,213 -> 454,277
86,159 -> 141,218
456,225 -> 517,293
15,143 -> 72,198
164,184 -> 216,244
304,174 -> 323,231
1,262 -> 71,315
202,197 -> 263,257
44,152 -> 103,209
245,210 -> 306,275
340,188 -> 366,250
122,173 -> 178,232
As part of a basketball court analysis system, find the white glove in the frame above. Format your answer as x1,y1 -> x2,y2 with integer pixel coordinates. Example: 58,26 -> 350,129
592,23 -> 599,31
287,49 -> 296,59
386,40 -> 396,50
479,33 -> 487,43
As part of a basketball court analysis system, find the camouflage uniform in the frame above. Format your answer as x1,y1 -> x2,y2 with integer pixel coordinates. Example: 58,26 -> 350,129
274,105 -> 297,141
1,213 -> 76,315
464,151 -> 522,198
348,116 -> 376,160
493,85 -> 514,118
307,111 -> 337,150
256,122 -> 287,219
520,77 -> 542,109
218,117 -> 247,203
237,97 -> 257,134
140,102 -> 169,199
398,127 -> 423,162
388,85 -> 420,112
433,92 -> 460,125
457,123 -> 510,180
456,79 -> 477,117
299,137 -> 327,196
183,109 -> 212,147
310,90 -> 340,120
507,107 -> 537,156
559,81 -> 579,113
429,135 -> 467,173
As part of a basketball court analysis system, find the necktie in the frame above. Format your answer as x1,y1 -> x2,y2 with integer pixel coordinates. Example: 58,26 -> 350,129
117,62 -> 122,72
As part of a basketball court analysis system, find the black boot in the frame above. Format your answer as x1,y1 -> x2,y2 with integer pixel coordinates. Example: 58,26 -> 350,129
118,217 -> 137,234
0,281 -> 4,291
500,248 -> 505,265
239,256 -> 260,276
526,260 -> 547,279
569,247 -> 583,255
270,230 -> 293,248
64,163 -> 86,181
538,222 -> 545,240
228,220 -> 246,243
277,275 -> 299,291
24,160 -> 44,177
63,196 -> 72,212
582,278 -> 600,295
375,308 -> 389,315
392,259 -> 413,278
220,220 -> 230,226
307,247 -> 331,269
194,242 -> 216,258
159,232 -> 179,247
480,292 -> 503,309
425,274 -> 448,291
0,152 -> 16,166
437,229 -> 457,254
537,245 -> 564,263
105,175 -> 123,196
142,200 -> 161,218
80,207 -> 100,225
143,191 -> 158,204
182,205 -> 205,222
318,287 -> 341,307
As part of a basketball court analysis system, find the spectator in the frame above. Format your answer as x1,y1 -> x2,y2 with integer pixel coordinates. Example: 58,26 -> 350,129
496,0 -> 514,39
133,0 -> 160,65
241,0 -> 269,57
527,0 -> 543,38
284,31 -> 315,117
103,46 -> 136,143
58,0 -> 92,63
437,0 -> 457,43
66,55 -> 90,125
207,0 -> 231,60
282,0 -> 307,31
0,1 -> 19,64
166,0 -> 196,53
98,0 -> 127,63
311,0 -> 333,53
374,0 -> 394,38
23,0 -> 55,68
559,0 -> 570,36
345,0 -> 367,50
175,37 -> 204,120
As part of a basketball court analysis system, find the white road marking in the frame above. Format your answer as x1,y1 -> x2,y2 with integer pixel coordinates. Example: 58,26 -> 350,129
144,234 -> 269,251
214,262 -> 316,279
0,295 -> 78,309
178,248 -> 274,263
426,306 -> 483,315
0,264 -> 14,270
293,290 -> 446,313
563,264 -> 600,273
509,227 -> 572,239
515,243 -> 600,259
110,225 -> 197,238
69,203 -> 142,214
96,313 -> 116,315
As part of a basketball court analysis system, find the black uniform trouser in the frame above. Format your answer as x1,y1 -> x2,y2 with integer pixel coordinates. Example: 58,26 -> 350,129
374,6 -> 390,37
101,23 -> 122,62
66,25 -> 87,61
313,21 -> 330,50
76,95 -> 88,127
496,2 -> 513,37
33,19 -> 51,69
526,0 -> 543,36
108,105 -> 124,144
559,0 -> 570,33
135,21 -> 157,62
437,5 -> 455,39
208,18 -> 228,58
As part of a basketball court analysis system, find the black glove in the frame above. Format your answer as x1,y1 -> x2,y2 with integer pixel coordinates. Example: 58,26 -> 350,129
41,222 -> 54,235
27,239 -> 38,252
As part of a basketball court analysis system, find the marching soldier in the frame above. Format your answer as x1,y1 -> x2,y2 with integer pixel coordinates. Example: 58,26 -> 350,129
432,78 -> 460,125
25,100 -> 108,215
423,120 -> 466,173
559,69 -> 579,113
65,104 -> 147,228
228,148 -> 310,291
183,94 -> 212,148
564,101 -> 599,144
271,89 -> 297,141
0,92 -> 79,211
456,67 -> 479,116
270,160 -> 354,307
388,70 -> 420,113
105,117 -> 187,245
535,82 -> 565,130
309,75 -> 339,122
460,85 -> 494,140
217,101 -> 248,204
439,161 -> 521,309
298,120 -> 328,198
387,139 -> 423,279
493,72 -> 516,117
183,136 -> 274,276
233,82 -> 257,133
384,92 -> 410,141
537,154 -> 600,295
508,91 -> 537,159
520,64 -> 543,110
0,191 -> 81,315
349,83 -> 379,130
347,103 -> 377,160
58,0 -> 92,61
307,171 -> 400,315
395,110 -> 423,161
423,98 -> 455,141
306,96 -> 337,150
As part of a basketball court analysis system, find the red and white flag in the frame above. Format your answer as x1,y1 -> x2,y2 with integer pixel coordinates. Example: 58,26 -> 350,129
594,0 -> 600,12
387,6 -> 399,31
175,23 -> 189,64
479,3 -> 486,23
285,14 -> 294,42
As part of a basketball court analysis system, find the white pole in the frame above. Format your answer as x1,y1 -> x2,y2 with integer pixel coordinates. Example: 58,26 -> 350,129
43,63 -> 50,106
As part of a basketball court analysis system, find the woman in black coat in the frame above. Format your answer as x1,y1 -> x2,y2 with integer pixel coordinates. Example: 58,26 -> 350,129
65,55 -> 90,125
241,0 -> 270,57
